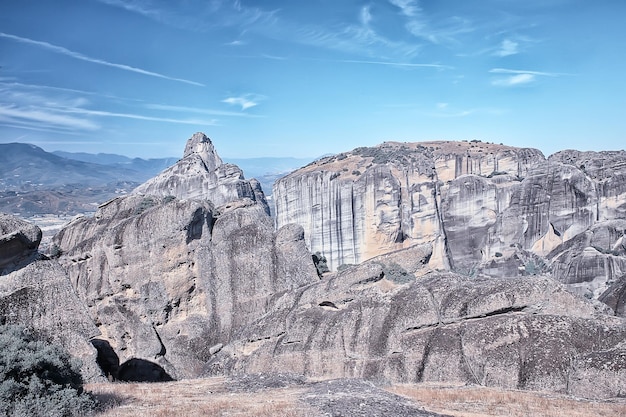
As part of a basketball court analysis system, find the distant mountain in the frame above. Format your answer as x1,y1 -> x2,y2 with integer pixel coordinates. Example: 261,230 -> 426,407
0,143 -> 139,191
54,150 -> 314,197
0,143 -> 314,216
52,150 -> 179,181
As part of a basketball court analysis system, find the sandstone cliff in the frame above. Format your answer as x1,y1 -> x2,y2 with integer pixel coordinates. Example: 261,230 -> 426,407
274,141 -> 626,308
54,133 -> 318,380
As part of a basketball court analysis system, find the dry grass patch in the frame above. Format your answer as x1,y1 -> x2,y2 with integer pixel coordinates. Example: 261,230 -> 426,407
388,384 -> 626,417
86,377 -> 314,417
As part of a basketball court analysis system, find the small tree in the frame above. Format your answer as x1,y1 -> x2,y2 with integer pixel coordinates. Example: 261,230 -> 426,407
0,325 -> 96,417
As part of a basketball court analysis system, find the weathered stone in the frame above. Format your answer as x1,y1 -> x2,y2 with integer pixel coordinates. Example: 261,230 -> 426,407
133,132 -> 270,215
274,141 -> 626,306
0,212 -> 42,270
0,213 -> 100,380
205,262 -> 625,399
54,135 -> 318,379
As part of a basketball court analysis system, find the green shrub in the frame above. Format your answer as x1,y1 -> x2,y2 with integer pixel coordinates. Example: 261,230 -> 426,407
0,325 -> 96,417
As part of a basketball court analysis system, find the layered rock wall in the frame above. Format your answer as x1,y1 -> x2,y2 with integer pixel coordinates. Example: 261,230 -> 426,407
274,141 -> 626,303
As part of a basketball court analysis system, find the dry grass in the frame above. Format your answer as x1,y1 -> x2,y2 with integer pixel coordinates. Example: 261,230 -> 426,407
86,377 -> 314,417
86,377 -> 626,417
387,383 -> 626,417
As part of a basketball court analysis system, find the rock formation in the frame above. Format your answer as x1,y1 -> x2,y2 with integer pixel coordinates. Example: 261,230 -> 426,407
274,141 -> 626,305
47,133 -> 626,399
205,245 -> 626,399
0,213 -> 100,380
54,133 -> 318,380
133,132 -> 270,215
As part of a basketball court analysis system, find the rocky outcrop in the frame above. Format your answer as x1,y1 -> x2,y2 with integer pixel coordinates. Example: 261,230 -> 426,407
133,132 -> 270,215
205,246 -> 626,399
0,213 -> 100,380
49,134 -> 626,399
274,141 -> 626,306
0,213 -> 42,269
54,134 -> 318,380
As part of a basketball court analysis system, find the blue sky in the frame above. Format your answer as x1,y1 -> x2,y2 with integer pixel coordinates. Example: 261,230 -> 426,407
0,0 -> 624,158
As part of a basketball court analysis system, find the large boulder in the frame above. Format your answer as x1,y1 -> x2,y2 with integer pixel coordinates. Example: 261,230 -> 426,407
0,213 -> 100,380
0,212 -> 42,270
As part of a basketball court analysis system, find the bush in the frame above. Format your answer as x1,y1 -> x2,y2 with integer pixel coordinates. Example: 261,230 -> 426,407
0,325 -> 96,417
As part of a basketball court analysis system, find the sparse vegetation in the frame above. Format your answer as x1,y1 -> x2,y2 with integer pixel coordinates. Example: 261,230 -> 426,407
0,325 -> 96,417
133,197 -> 156,215
87,379 -> 312,417
379,262 -> 413,284
388,384 -> 626,417
312,252 -> 329,276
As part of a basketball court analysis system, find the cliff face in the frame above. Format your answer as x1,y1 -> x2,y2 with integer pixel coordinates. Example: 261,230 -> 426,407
54,133 -> 318,380
274,141 -> 626,305
206,245 -> 626,399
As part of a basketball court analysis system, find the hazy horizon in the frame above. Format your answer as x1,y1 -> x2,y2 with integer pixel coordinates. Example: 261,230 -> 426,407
1,1 -> 625,159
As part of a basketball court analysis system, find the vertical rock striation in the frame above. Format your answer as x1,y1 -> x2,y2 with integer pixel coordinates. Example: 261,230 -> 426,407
274,141 -> 626,304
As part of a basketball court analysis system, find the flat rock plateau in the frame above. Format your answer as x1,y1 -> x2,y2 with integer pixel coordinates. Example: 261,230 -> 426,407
2,133 -> 626,415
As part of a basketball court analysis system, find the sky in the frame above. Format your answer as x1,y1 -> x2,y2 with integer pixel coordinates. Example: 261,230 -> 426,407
0,0 -> 625,159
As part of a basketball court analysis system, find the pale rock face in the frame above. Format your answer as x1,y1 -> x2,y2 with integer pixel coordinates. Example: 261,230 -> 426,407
54,134 -> 318,379
133,132 -> 270,214
206,246 -> 626,399
274,141 -> 626,305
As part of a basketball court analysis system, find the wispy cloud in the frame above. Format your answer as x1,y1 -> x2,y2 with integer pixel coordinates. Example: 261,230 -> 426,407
56,107 -> 218,126
222,94 -> 265,110
489,68 -> 568,77
0,32 -> 204,86
387,0 -> 474,44
0,82 -> 218,134
339,59 -> 451,69
0,104 -> 100,131
146,103 -> 262,117
97,0 -> 277,32
389,0 -> 421,17
492,73 -> 535,87
360,6 -> 373,26
489,68 -> 570,87
494,39 -> 519,57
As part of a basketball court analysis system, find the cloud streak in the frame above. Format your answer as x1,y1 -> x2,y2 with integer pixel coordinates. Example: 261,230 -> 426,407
146,103 -> 262,117
489,68 -> 570,87
222,94 -> 265,110
0,32 -> 204,86
339,59 -> 451,69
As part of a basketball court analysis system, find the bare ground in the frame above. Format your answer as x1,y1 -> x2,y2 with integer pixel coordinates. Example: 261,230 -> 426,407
86,375 -> 626,417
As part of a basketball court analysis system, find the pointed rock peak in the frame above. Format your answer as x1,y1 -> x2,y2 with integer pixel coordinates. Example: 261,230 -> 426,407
183,132 -> 223,168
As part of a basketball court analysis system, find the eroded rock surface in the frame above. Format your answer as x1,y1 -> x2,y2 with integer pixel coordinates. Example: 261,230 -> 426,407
54,134 -> 318,379
0,212 -> 42,269
0,213 -> 100,380
133,132 -> 270,215
205,247 -> 626,399
274,141 -> 626,306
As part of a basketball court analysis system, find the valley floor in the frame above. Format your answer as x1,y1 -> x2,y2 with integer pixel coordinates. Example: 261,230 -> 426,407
86,376 -> 626,417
